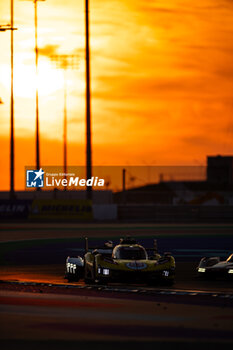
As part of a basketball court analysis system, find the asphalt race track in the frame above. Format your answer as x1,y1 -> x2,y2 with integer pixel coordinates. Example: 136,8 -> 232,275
0,223 -> 233,349
1,288 -> 233,349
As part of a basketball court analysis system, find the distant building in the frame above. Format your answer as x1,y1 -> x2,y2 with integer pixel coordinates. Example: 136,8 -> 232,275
207,156 -> 233,185
113,155 -> 233,206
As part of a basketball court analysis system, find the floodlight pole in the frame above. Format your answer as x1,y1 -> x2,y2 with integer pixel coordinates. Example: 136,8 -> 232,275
85,0 -> 92,200
10,0 -> 14,198
0,1 -> 17,199
50,55 -> 79,188
34,0 -> 40,172
63,68 -> 67,181
24,0 -> 45,175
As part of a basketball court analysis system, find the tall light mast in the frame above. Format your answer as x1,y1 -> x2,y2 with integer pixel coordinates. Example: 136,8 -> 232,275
0,0 -> 17,199
50,54 -> 79,187
24,0 -> 45,173
85,0 -> 92,200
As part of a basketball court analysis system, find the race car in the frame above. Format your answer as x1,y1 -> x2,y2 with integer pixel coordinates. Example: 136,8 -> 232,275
65,255 -> 84,282
197,253 -> 233,279
83,237 -> 175,285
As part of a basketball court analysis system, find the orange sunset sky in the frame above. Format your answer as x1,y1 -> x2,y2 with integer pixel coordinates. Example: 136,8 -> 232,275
0,0 -> 233,190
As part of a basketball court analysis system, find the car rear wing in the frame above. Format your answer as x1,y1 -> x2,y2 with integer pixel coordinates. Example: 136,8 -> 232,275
84,237 -> 159,255
84,237 -> 113,254
145,239 -> 158,255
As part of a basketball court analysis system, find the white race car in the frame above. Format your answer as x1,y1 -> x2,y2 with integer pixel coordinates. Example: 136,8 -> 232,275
197,253 -> 233,279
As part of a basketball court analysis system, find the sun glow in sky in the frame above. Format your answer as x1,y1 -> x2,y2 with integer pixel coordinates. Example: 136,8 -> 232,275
0,0 -> 233,190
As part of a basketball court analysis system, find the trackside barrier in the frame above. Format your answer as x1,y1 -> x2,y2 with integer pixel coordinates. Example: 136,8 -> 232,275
29,199 -> 93,220
117,205 -> 233,222
0,199 -> 232,222
0,200 -> 32,219
93,204 -> 117,220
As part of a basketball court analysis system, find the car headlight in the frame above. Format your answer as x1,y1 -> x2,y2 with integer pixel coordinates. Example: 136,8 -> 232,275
103,268 -> 110,276
198,267 -> 206,273
97,267 -> 110,275
228,269 -> 233,274
67,263 -> 76,273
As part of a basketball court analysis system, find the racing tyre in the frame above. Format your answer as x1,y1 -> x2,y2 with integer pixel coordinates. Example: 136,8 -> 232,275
147,279 -> 158,287
162,279 -> 174,286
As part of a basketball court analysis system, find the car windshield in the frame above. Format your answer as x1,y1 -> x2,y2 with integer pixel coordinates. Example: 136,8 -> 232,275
227,254 -> 233,262
114,246 -> 147,260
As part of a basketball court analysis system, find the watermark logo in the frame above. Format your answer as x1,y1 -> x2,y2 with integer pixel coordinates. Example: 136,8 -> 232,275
26,168 -> 44,188
25,167 -> 105,189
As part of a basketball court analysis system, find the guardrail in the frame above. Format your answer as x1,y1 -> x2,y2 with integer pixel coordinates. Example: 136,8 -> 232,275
0,199 -> 232,222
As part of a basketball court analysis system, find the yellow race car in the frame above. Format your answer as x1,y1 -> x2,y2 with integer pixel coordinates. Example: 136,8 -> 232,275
84,237 -> 175,285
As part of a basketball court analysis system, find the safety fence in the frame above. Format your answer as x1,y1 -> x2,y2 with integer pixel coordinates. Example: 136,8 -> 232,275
0,199 -> 232,222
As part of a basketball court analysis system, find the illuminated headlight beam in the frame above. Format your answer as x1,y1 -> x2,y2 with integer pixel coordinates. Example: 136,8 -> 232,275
198,268 -> 206,273
66,263 -> 76,273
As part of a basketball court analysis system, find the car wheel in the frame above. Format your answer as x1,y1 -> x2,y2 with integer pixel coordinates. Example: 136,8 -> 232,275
66,273 -> 74,283
84,277 -> 92,284
162,279 -> 174,286
84,261 -> 94,284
